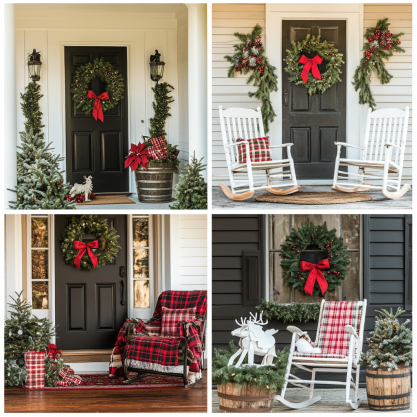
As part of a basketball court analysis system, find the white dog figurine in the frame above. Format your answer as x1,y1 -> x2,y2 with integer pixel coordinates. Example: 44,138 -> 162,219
287,326 -> 322,354
69,176 -> 93,201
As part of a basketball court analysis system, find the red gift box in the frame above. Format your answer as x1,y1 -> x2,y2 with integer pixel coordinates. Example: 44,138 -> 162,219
24,351 -> 45,389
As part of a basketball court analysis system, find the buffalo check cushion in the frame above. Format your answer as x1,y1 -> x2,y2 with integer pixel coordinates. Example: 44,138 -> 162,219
236,137 -> 272,163
24,351 -> 45,389
161,307 -> 196,337
293,301 -> 362,360
148,136 -> 168,160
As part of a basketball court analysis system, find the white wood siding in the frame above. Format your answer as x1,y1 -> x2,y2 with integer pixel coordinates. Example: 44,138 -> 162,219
364,3 -> 412,183
170,215 -> 207,291
212,4 -> 266,184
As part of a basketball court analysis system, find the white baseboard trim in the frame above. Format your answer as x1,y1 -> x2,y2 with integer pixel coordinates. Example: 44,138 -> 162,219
67,362 -> 109,374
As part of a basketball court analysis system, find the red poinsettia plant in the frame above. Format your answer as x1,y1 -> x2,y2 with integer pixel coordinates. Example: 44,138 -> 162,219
124,142 -> 151,171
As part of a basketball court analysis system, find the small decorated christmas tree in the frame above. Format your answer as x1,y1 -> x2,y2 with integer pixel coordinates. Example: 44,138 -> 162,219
8,83 -> 74,209
4,292 -> 67,387
359,307 -> 412,370
170,153 -> 207,210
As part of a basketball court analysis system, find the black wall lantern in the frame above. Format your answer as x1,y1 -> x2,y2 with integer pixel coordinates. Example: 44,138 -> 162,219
28,49 -> 42,83
149,50 -> 165,84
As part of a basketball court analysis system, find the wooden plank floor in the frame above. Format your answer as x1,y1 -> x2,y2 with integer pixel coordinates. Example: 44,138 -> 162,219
212,185 -> 412,209
213,388 -> 412,413
4,371 -> 207,413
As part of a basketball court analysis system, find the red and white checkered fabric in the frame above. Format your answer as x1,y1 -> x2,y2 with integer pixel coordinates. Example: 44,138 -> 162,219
236,137 -> 272,163
161,306 -> 196,337
148,136 -> 168,160
293,301 -> 362,360
24,351 -> 45,389
58,367 -> 84,386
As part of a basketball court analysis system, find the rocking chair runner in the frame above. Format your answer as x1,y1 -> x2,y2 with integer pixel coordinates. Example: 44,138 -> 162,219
276,299 -> 367,410
333,107 -> 410,199
219,106 -> 300,200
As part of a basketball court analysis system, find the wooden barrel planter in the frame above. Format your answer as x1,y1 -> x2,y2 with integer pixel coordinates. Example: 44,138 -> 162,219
217,383 -> 275,413
135,162 -> 174,203
366,365 -> 411,411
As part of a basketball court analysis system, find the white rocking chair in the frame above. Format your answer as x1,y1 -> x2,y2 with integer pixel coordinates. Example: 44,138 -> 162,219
276,299 -> 367,410
219,106 -> 300,200
333,107 -> 410,199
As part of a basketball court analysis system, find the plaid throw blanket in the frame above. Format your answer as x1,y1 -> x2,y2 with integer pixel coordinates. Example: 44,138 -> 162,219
109,291 -> 207,377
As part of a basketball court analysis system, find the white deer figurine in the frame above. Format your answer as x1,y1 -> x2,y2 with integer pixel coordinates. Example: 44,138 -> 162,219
228,311 -> 278,368
69,176 -> 93,201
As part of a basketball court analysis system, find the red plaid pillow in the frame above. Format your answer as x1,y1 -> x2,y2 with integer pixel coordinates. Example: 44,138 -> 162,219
236,137 -> 272,163
24,351 -> 45,389
148,136 -> 168,161
161,306 -> 196,338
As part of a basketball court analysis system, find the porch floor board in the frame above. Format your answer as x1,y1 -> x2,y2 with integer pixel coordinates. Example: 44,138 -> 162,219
212,185 -> 412,209
4,371 -> 207,413
212,388 -> 412,413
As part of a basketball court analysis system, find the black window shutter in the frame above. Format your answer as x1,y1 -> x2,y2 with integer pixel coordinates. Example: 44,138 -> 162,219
242,251 -> 262,306
405,215 -> 412,311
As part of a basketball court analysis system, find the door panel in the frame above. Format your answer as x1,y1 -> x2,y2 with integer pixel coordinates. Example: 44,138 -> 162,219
55,215 -> 127,350
282,20 -> 347,179
65,46 -> 129,192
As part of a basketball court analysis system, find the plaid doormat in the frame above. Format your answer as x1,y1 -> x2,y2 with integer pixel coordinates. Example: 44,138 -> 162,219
24,372 -> 184,390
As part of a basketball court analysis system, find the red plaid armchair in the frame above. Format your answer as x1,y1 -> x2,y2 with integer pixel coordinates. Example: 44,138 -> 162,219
109,290 -> 207,387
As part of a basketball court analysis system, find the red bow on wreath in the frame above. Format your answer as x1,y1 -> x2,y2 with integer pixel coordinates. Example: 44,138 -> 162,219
299,55 -> 323,83
73,240 -> 99,270
124,142 -> 150,171
300,259 -> 329,296
86,90 -> 109,122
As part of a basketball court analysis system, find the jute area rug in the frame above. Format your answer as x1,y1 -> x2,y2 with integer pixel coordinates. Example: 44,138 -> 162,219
29,373 -> 184,390
255,192 -> 373,205
76,194 -> 135,205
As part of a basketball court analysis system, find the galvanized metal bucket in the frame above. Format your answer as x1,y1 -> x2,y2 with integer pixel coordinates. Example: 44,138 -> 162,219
135,162 -> 174,203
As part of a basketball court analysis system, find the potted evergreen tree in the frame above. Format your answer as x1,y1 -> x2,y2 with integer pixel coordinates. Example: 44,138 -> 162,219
360,308 -> 412,411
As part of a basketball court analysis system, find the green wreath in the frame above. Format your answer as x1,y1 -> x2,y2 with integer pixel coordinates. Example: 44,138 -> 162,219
60,215 -> 121,270
70,58 -> 124,118
280,222 -> 350,297
284,35 -> 344,95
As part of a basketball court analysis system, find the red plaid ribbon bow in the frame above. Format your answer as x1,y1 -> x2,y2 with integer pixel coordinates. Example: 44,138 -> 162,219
299,55 -> 323,83
58,367 -> 84,386
300,259 -> 330,296
148,136 -> 168,161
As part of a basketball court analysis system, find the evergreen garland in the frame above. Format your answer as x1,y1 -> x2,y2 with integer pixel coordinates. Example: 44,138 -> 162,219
70,57 -> 124,117
225,24 -> 278,133
147,82 -> 179,173
8,83 -> 75,209
170,153 -> 207,210
256,301 -> 321,323
60,215 -> 121,271
280,222 -> 350,297
4,292 -> 68,387
284,35 -> 344,95
212,341 -> 293,391
353,19 -> 404,110
359,308 -> 412,371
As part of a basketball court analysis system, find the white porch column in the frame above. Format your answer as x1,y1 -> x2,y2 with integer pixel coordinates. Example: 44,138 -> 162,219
4,3 -> 17,208
187,4 -> 207,179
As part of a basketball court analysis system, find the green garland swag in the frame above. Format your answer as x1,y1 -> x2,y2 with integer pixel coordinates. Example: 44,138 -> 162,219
70,58 -> 124,118
225,24 -> 278,133
256,301 -> 321,323
284,35 -> 344,95
60,215 -> 121,270
353,18 -> 404,110
280,222 -> 350,297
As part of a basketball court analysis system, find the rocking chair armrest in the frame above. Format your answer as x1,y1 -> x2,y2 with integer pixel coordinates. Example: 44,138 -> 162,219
287,325 -> 303,335
334,142 -> 364,150
345,325 -> 359,339
270,143 -> 294,149
384,143 -> 401,149
225,141 -> 248,148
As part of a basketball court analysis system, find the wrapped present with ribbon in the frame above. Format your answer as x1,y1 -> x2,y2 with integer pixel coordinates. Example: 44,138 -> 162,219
24,350 -> 45,389
58,367 -> 84,386
73,239 -> 99,270
299,258 -> 330,296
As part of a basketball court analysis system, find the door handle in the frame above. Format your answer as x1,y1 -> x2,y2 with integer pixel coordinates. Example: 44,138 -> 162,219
120,280 -> 126,306
284,91 -> 289,107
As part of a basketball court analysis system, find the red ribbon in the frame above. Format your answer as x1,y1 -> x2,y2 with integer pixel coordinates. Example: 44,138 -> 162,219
46,343 -> 62,360
86,90 -> 109,122
300,259 -> 330,296
299,55 -> 323,83
73,240 -> 99,269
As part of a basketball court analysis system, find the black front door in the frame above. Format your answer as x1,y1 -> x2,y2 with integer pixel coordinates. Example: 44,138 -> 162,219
65,46 -> 129,193
55,215 -> 127,350
282,21 -> 347,179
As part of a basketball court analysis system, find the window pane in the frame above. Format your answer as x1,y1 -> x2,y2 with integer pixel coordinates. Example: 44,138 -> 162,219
133,249 -> 149,278
134,280 -> 150,308
32,282 -> 48,309
133,217 -> 149,247
31,217 -> 48,248
32,250 -> 48,280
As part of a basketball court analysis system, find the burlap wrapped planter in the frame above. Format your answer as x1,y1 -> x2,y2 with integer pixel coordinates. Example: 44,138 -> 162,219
135,162 -> 174,203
